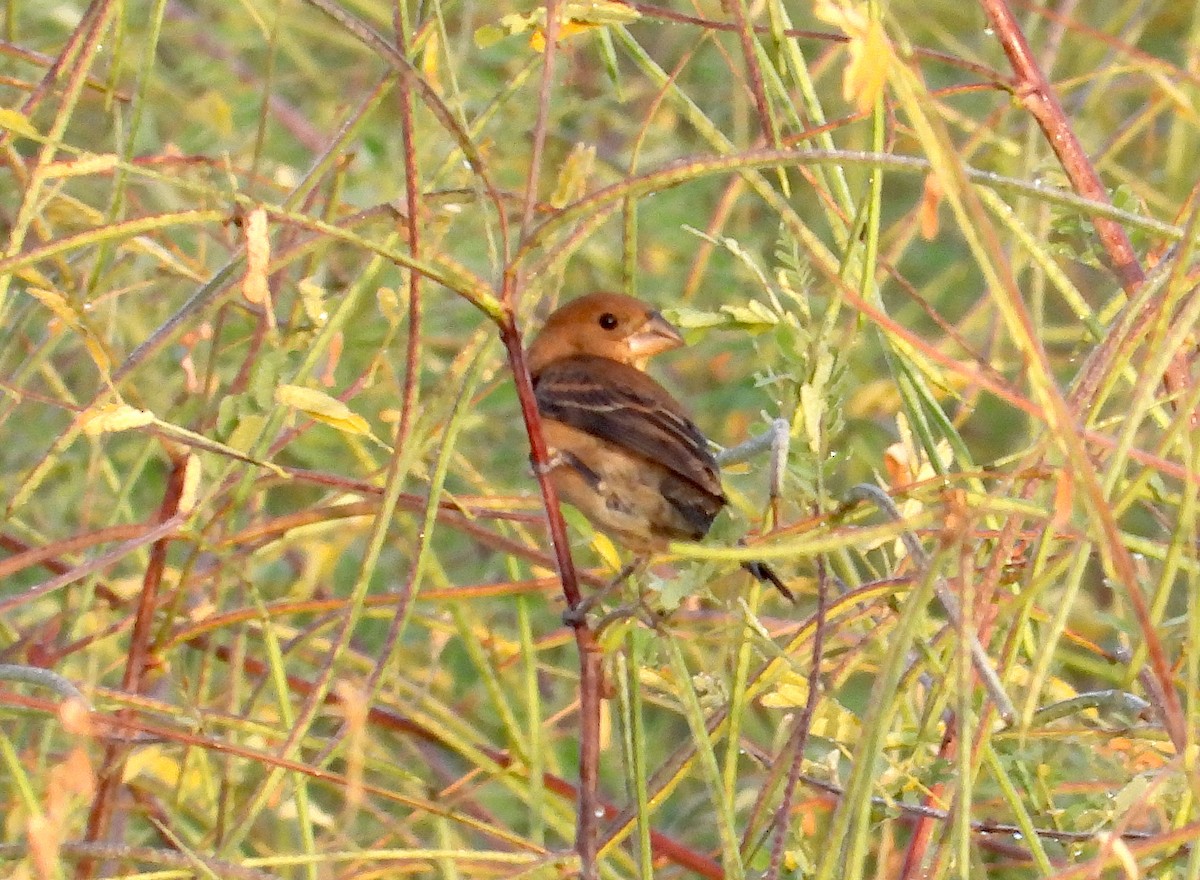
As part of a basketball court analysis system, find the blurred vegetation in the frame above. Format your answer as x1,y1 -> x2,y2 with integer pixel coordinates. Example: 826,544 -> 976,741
1,1 -> 1198,878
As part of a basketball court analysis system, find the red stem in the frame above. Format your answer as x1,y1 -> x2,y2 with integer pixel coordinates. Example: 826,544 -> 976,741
392,3 -> 423,451
978,0 -> 1192,406
80,452 -> 188,878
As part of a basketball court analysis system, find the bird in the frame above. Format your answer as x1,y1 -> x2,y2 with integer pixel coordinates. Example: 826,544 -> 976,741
526,291 -> 794,605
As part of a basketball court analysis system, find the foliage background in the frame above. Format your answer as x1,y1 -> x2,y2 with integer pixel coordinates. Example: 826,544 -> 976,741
1,1 -> 1198,878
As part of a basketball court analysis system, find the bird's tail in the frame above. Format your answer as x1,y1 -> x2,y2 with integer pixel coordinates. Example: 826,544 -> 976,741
741,561 -> 795,603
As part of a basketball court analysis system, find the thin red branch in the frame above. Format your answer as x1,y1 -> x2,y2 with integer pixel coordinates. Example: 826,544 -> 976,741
392,4 -> 424,451
727,0 -> 777,147
978,0 -> 1144,292
979,0 -> 1192,408
979,0 -> 1190,749
502,4 -> 602,875
765,557 -> 828,878
496,313 -> 603,879
517,1 -> 560,245
80,451 -> 188,878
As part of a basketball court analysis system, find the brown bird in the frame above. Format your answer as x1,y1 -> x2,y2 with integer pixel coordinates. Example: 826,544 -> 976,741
527,291 -> 793,603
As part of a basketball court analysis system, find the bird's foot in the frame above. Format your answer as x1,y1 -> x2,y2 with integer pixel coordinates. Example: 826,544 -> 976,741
561,561 -> 641,628
593,600 -> 665,637
531,450 -> 567,477
561,600 -> 593,628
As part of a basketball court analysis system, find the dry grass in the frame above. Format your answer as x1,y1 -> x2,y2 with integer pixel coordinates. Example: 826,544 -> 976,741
1,1 -> 1198,878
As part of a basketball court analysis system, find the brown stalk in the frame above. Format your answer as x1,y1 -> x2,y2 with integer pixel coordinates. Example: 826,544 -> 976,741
727,0 -> 778,148
977,0 -> 1193,407
495,308 -> 604,878
503,3 -> 603,876
764,557 -> 828,879
391,2 -> 424,453
630,2 -> 1014,89
979,0 -> 1141,291
79,452 -> 189,879
0,525 -> 149,583
977,0 -> 1189,753
0,0 -> 112,151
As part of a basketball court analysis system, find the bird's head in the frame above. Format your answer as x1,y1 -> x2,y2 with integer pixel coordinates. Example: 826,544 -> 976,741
526,292 -> 684,374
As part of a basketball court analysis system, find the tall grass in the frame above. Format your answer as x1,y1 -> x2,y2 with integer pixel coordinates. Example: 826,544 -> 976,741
1,1 -> 1198,878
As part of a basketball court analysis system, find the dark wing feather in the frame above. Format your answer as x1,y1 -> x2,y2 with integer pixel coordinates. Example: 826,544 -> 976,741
533,356 -> 724,503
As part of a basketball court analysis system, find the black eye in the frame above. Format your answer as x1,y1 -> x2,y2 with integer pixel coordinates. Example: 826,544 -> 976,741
598,313 -> 619,330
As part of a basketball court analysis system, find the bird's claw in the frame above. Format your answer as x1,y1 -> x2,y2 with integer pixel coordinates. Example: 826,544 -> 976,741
531,450 -> 566,477
593,601 -> 664,637
562,601 -> 592,628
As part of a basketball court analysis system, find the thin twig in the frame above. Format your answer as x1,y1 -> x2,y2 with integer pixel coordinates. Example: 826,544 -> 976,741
766,555 -> 828,879
0,841 -> 279,880
300,0 -> 509,257
978,0 -> 1191,408
0,664 -> 90,708
81,452 -> 189,879
0,514 -> 187,616
978,0 -> 1143,291
839,484 -> 1016,725
391,3 -> 424,454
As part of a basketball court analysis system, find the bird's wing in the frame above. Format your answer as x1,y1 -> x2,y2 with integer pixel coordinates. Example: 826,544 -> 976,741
533,355 -> 724,501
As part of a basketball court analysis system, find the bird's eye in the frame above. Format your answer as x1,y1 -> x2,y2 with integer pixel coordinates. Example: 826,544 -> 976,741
598,313 -> 619,330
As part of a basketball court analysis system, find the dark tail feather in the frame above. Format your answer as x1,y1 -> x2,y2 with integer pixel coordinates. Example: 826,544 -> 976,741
742,561 -> 795,603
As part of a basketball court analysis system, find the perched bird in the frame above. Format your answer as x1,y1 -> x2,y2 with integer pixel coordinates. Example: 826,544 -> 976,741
527,291 -> 793,602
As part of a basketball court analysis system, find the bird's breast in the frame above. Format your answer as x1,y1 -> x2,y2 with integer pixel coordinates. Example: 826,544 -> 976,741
540,419 -> 723,552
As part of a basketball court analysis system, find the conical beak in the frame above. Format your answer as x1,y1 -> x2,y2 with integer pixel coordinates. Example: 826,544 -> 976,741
626,311 -> 684,368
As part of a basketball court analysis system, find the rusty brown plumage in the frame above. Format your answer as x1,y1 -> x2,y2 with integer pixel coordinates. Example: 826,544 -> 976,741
527,292 -> 793,601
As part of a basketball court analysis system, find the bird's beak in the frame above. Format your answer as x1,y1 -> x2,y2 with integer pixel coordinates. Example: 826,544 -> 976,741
627,312 -> 684,367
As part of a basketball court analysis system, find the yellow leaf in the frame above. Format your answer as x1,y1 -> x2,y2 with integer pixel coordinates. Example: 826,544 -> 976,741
83,335 -> 112,374
491,1 -> 640,51
82,403 -> 155,436
25,287 -> 114,374
814,0 -> 892,114
42,153 -> 118,179
242,207 -> 270,305
564,0 -> 641,25
25,286 -> 82,329
529,19 -> 593,51
550,142 -> 596,208
178,454 -> 201,515
276,385 -> 371,436
421,28 -> 442,94
762,672 -> 862,740
473,24 -> 507,48
122,743 -> 177,785
297,277 -> 327,326
590,531 -> 623,572
760,678 -> 810,708
844,17 -> 890,114
15,266 -> 54,289
800,382 -> 825,455
496,11 -> 538,38
719,300 -> 778,330
225,413 -> 266,454
0,108 -> 39,138
377,286 -> 404,325
187,90 -> 233,137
